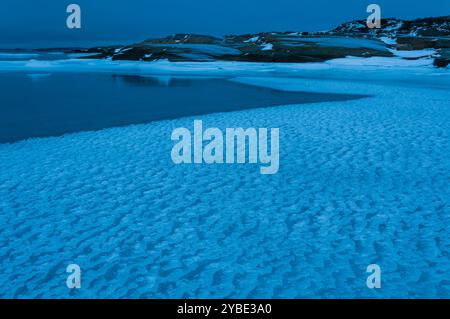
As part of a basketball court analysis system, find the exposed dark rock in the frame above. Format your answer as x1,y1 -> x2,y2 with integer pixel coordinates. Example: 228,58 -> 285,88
434,49 -> 450,68
396,36 -> 450,50
142,34 -> 221,45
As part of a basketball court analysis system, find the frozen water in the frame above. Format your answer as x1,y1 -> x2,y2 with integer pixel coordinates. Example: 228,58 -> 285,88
0,53 -> 40,59
0,59 -> 449,298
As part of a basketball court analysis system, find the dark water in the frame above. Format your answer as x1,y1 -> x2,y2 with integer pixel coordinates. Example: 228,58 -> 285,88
0,72 -> 366,143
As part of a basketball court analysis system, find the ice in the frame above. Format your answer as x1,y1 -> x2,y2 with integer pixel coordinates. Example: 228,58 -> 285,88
0,53 -> 441,79
0,59 -> 449,298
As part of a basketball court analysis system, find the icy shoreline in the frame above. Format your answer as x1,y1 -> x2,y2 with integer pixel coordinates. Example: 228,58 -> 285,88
0,56 -> 447,95
0,55 -> 444,75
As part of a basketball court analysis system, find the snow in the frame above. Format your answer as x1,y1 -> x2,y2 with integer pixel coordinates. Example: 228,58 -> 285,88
0,58 -> 449,298
244,36 -> 260,43
379,37 -> 397,45
261,43 -> 273,51
114,47 -> 134,56
328,55 -> 435,67
388,48 -> 436,58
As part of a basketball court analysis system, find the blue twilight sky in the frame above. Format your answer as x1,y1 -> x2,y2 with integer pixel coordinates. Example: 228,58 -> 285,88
0,0 -> 448,47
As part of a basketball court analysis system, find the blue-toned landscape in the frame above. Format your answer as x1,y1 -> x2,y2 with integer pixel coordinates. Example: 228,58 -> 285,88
0,1 -> 450,299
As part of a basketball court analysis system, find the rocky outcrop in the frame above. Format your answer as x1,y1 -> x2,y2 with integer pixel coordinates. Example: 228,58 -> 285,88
69,16 -> 450,67
72,33 -> 393,63
331,16 -> 450,37
434,49 -> 450,68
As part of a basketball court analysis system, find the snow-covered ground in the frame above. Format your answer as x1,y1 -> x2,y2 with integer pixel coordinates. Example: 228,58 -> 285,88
388,48 -> 436,58
0,58 -> 449,298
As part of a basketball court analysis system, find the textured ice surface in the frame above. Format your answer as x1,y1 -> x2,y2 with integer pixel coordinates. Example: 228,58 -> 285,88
0,54 -> 442,77
0,62 -> 450,298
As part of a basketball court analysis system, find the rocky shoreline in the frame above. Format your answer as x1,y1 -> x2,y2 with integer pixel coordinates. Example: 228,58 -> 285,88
70,16 -> 450,67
